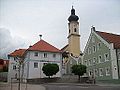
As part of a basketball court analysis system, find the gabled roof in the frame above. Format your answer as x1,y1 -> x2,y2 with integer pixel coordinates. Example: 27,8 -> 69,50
28,40 -> 61,53
96,31 -> 120,49
8,49 -> 26,57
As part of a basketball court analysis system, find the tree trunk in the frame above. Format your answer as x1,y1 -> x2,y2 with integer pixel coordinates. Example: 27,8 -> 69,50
48,76 -> 50,78
78,75 -> 81,83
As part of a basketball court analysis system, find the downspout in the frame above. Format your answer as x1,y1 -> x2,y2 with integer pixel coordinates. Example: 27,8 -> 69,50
116,49 -> 120,79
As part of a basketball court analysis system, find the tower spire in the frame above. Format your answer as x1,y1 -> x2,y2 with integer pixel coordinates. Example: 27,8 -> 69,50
68,6 -> 79,22
72,5 -> 73,9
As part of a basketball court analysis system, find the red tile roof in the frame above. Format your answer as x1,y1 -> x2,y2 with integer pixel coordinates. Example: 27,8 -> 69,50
0,59 -> 9,65
96,31 -> 120,49
9,49 -> 26,57
28,40 -> 61,53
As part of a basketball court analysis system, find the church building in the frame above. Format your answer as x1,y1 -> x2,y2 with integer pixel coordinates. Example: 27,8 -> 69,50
61,7 -> 82,74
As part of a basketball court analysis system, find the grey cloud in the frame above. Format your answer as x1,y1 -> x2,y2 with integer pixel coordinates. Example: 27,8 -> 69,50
0,28 -> 28,59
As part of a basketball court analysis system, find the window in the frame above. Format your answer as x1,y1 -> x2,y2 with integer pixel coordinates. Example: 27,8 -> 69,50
74,28 -> 77,32
98,42 -> 101,50
89,70 -> 92,76
44,53 -> 47,58
14,57 -> 16,60
94,69 -> 98,77
104,53 -> 109,61
53,54 -> 56,58
92,36 -> 95,43
93,57 -> 96,65
43,63 -> 47,66
88,47 -> 91,54
84,60 -> 87,66
13,65 -> 16,70
34,62 -> 38,68
88,59 -> 92,66
98,55 -> 102,63
93,45 -> 96,53
34,52 -> 38,56
105,67 -> 110,76
99,68 -> 103,76
69,29 -> 70,33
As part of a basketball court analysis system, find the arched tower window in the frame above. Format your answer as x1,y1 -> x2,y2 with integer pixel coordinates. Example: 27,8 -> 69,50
74,28 -> 77,32
69,29 -> 70,33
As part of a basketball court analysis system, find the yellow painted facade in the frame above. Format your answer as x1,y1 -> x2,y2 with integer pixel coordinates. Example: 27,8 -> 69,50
67,21 -> 80,57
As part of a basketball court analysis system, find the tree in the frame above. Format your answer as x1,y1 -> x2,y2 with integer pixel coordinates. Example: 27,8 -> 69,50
42,63 -> 59,78
71,64 -> 87,81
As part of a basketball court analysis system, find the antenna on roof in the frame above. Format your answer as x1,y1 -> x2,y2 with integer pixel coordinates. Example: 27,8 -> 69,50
39,34 -> 42,40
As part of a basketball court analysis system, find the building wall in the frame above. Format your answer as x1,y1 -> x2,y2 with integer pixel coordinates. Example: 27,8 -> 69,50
24,51 -> 62,79
68,35 -> 80,56
116,49 -> 120,78
68,21 -> 80,57
8,57 -> 22,82
83,32 -> 114,80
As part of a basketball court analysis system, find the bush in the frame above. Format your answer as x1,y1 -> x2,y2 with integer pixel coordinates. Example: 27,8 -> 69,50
71,64 -> 87,81
42,63 -> 59,78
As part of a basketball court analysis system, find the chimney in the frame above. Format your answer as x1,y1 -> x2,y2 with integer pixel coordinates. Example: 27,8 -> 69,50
39,34 -> 42,40
91,25 -> 96,31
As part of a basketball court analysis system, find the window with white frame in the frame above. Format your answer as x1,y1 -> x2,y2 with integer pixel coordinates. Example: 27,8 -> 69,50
105,67 -> 110,76
92,35 -> 95,43
98,55 -> 102,63
93,57 -> 96,64
13,65 -> 16,70
34,62 -> 38,68
43,63 -> 47,66
104,53 -> 109,61
44,53 -> 47,58
97,42 -> 101,50
84,60 -> 87,66
89,70 -> 92,76
53,54 -> 56,58
88,47 -> 91,54
34,52 -> 38,56
88,59 -> 92,66
93,45 -> 96,53
99,68 -> 103,76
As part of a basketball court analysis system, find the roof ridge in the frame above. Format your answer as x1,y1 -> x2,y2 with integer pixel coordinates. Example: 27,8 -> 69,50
96,30 -> 120,36
96,30 -> 120,49
28,39 -> 61,52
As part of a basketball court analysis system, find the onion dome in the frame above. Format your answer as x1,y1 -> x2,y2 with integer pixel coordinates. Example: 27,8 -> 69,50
68,6 -> 79,22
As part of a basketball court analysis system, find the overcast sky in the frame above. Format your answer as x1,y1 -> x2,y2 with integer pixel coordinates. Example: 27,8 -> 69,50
0,0 -> 120,59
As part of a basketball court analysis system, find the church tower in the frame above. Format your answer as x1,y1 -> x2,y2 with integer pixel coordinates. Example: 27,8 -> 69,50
67,6 -> 80,57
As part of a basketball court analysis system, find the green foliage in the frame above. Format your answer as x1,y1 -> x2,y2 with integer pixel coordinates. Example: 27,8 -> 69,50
42,63 -> 59,78
71,64 -> 87,80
